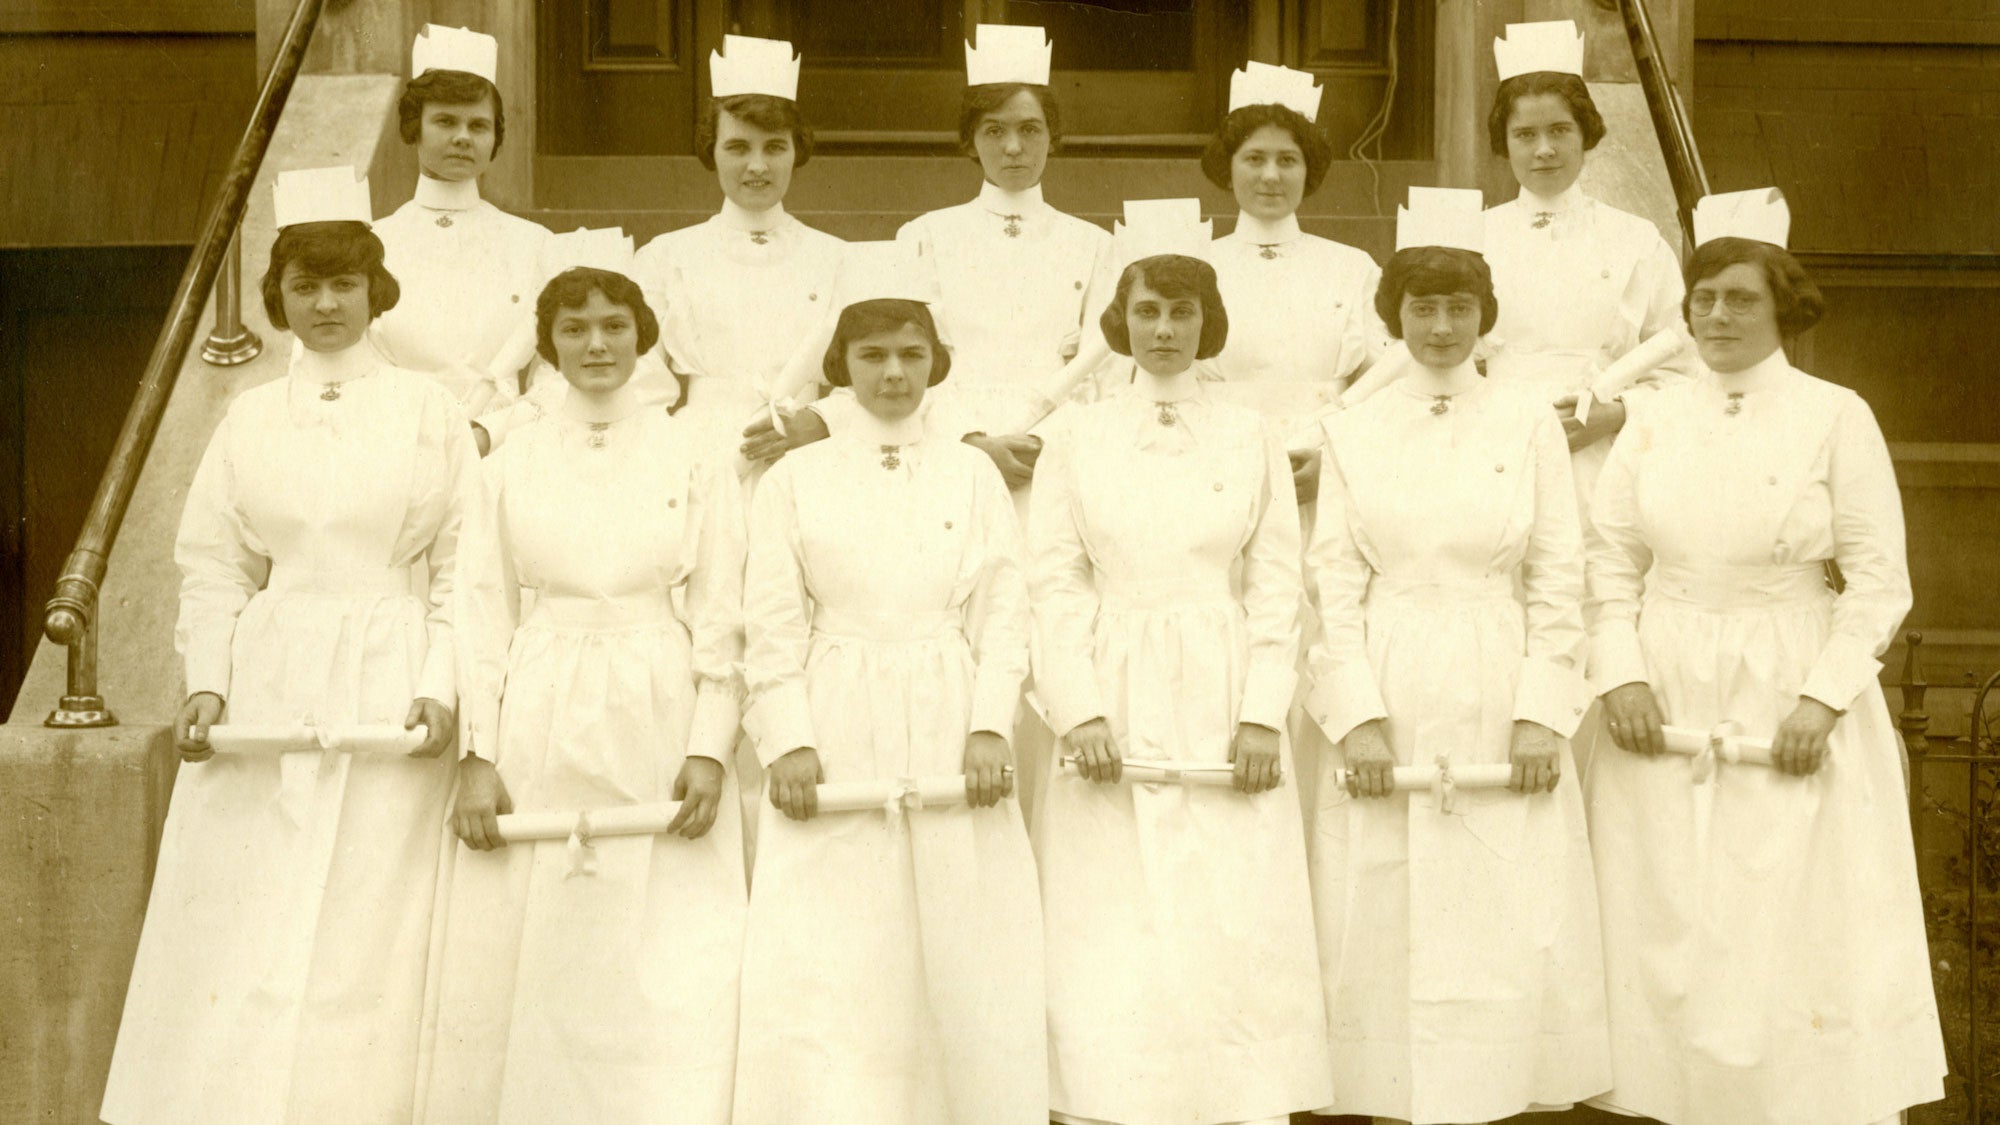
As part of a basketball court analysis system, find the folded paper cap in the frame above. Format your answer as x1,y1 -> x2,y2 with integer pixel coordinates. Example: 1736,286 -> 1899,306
1228,61 -> 1323,122
273,166 -> 372,230
965,24 -> 1051,86
412,24 -> 498,84
711,34 -> 800,101
545,226 -> 637,278
1113,198 -> 1212,269
1494,20 -> 1585,81
1693,187 -> 1791,248
1395,187 -> 1485,253
836,240 -> 939,308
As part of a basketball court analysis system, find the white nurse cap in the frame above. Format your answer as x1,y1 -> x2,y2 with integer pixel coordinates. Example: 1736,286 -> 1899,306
965,24 -> 1052,86
1112,198 -> 1213,269
411,24 -> 499,84
1395,187 -> 1485,253
544,226 -> 637,277
273,166 -> 372,229
835,240 -> 940,307
1493,20 -> 1585,81
1228,61 -> 1323,122
710,35 -> 801,101
1693,188 -> 1792,248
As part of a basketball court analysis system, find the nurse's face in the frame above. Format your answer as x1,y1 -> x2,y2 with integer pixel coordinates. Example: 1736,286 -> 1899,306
1689,262 -> 1784,374
550,289 -> 640,395
846,323 -> 933,422
1399,289 -> 1482,370
416,97 -> 497,183
1504,91 -> 1585,198
1125,280 -> 1202,378
1230,123 -> 1307,222
281,262 -> 371,353
972,89 -> 1051,194
713,110 -> 795,214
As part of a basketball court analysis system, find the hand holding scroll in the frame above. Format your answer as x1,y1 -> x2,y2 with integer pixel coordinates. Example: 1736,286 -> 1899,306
769,747 -> 825,821
666,756 -> 726,838
1231,722 -> 1282,794
740,404 -> 829,465
1554,394 -> 1626,452
1064,718 -> 1122,784
1341,720 -> 1395,798
406,697 -> 455,759
1603,682 -> 1668,756
1772,697 -> 1838,776
962,730 -> 1015,808
965,434 -> 1042,490
175,692 -> 225,763
1509,720 -> 1562,794
453,755 -> 514,851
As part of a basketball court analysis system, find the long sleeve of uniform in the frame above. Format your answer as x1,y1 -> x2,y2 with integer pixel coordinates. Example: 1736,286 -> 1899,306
1514,410 -> 1591,737
685,455 -> 749,764
174,408 -> 270,702
962,461 -> 1031,740
1303,419 -> 1386,743
1584,421 -> 1655,693
415,392 -> 483,709
456,455 -> 519,761
1801,395 -> 1912,710
1026,419 -> 1106,735
742,461 -> 816,765
1238,428 -> 1306,730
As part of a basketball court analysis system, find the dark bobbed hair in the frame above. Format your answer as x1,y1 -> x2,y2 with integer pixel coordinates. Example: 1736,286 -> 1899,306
958,83 -> 1063,160
398,70 -> 506,156
1683,236 -> 1825,336
821,299 -> 952,388
1200,103 -> 1335,196
1099,254 -> 1229,360
533,267 -> 662,365
261,221 -> 400,328
1375,246 -> 1500,339
1487,71 -> 1605,156
696,94 -> 815,171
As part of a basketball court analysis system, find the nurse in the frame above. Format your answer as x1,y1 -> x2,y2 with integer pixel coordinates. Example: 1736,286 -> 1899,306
1482,20 -> 1691,512
634,34 -> 844,475
1031,201 -> 1330,1125
420,249 -> 747,1124
101,167 -> 475,1124
371,24 -> 550,451
735,242 -> 1044,1124
1202,60 -> 1386,505
1305,187 -> 1608,1124
1584,188 -> 1945,1125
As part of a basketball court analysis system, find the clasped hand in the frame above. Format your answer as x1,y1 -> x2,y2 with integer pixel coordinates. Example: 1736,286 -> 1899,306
1553,394 -> 1625,452
964,433 -> 1042,490
740,405 -> 829,464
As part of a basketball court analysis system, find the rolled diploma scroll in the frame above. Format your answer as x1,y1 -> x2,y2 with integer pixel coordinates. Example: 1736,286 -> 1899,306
1328,761 -> 1517,813
1572,327 -> 1691,425
493,774 -> 977,844
1330,341 -> 1420,410
204,724 -> 428,755
1059,755 -> 1239,787
1658,723 -> 1777,781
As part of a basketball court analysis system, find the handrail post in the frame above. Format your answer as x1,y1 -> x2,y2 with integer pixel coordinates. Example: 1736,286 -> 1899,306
45,588 -> 113,728
200,231 -> 262,366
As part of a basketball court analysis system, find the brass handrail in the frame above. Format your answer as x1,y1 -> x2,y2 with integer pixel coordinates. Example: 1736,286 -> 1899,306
41,0 -> 328,727
1606,0 -> 1711,247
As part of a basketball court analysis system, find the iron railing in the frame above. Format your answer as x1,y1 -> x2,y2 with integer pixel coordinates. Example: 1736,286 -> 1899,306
1603,0 -> 1710,246
40,0 -> 326,726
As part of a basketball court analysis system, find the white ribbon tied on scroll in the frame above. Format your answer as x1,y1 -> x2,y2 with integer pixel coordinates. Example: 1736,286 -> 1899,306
1328,756 -> 1517,813
491,775 -> 979,876
203,723 -> 428,755
1572,326 -> 1691,425
1658,722 -> 1778,783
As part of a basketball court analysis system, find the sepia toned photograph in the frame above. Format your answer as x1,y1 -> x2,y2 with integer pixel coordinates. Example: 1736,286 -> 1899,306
1,1 -> 1995,1122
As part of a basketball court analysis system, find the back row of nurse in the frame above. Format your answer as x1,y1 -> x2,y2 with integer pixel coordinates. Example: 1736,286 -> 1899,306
103,16 -> 1947,1125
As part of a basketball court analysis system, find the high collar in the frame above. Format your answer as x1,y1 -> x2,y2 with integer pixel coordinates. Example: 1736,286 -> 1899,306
977,180 -> 1043,216
1232,211 -> 1302,246
1402,357 -> 1482,399
1516,183 -> 1585,216
414,174 -> 482,211
291,337 -> 380,386
561,381 -> 641,424
849,403 -> 928,447
1709,346 -> 1791,394
1134,367 -> 1200,404
720,198 -> 787,234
